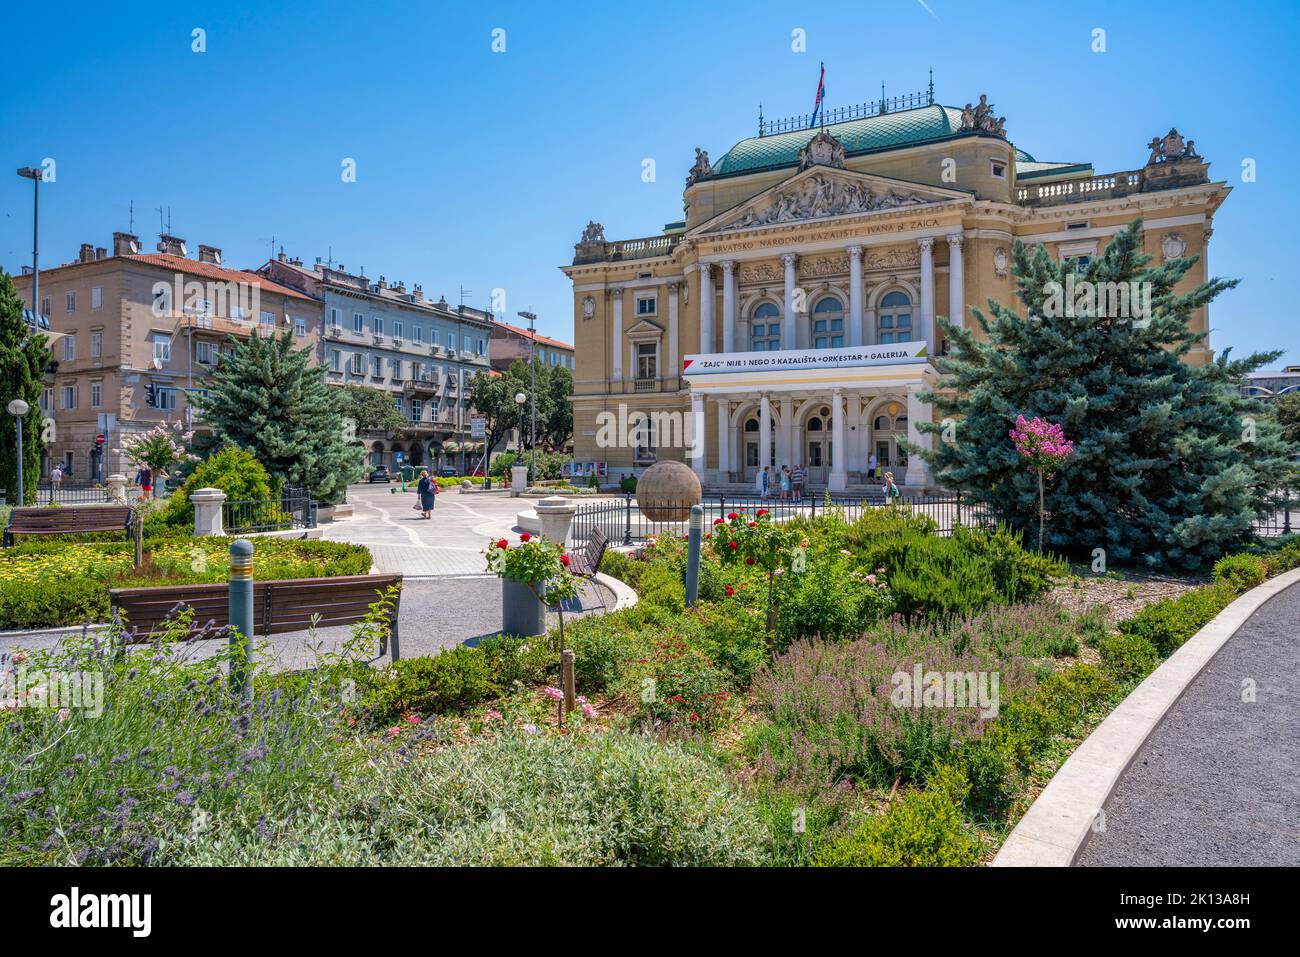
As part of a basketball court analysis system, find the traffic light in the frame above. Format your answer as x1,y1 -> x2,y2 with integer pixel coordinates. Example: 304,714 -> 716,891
144,384 -> 157,408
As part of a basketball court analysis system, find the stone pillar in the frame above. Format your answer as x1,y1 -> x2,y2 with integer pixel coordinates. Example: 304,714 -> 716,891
716,398 -> 731,479
106,473 -> 127,504
759,394 -> 772,470
947,233 -> 965,331
845,395 -> 862,474
698,265 -> 714,354
906,387 -> 934,489
690,392 -> 706,479
191,487 -> 226,537
511,464 -> 530,497
721,261 -> 737,353
829,390 -> 847,492
535,495 -> 578,545
610,287 -> 624,385
779,397 -> 793,467
667,282 -> 679,383
781,254 -> 798,350
847,245 -> 864,347
918,238 -> 935,354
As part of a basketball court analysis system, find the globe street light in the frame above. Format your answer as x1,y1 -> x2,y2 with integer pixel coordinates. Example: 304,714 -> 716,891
517,311 -> 538,483
7,398 -> 30,507
514,391 -> 527,458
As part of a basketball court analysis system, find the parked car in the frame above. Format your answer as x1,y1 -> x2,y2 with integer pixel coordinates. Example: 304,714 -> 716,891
437,467 -> 457,478
368,466 -> 393,483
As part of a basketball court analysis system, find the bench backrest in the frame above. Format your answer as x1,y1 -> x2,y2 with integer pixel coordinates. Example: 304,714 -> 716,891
109,574 -> 402,643
8,505 -> 133,532
584,527 -> 609,573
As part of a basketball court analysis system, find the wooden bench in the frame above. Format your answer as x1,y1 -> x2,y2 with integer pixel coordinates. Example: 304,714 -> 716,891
567,527 -> 608,578
108,573 -> 404,661
3,505 -> 134,547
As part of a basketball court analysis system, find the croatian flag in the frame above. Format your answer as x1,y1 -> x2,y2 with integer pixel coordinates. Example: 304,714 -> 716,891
810,62 -> 826,126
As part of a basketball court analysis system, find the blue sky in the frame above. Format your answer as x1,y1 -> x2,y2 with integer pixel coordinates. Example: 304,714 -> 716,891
2,0 -> 1297,365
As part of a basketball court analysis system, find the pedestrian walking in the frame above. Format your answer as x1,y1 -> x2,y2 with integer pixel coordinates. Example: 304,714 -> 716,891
868,452 -> 879,482
136,465 -> 153,501
416,469 -> 436,519
779,465 -> 791,501
791,463 -> 805,502
757,465 -> 771,501
882,470 -> 902,504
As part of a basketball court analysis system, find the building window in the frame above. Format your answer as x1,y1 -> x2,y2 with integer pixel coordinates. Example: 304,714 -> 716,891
353,312 -> 365,333
373,316 -> 384,336
463,335 -> 472,352
63,334 -> 76,361
394,397 -> 404,414
477,338 -> 487,355
60,384 -> 77,409
260,311 -> 275,327
152,335 -> 171,362
91,286 -> 103,310
40,296 -> 51,317
41,388 -> 52,413
156,387 -> 177,411
329,349 -> 341,372
330,307 -> 341,327
750,302 -> 780,350
91,330 -> 103,358
390,358 -> 403,379
294,317 -> 307,337
65,291 -> 76,313
636,342 -> 657,381
351,353 -> 365,375
371,355 -> 383,378
636,296 -> 656,316
410,399 -> 423,422
63,451 -> 75,474
90,382 -> 102,408
1064,255 -> 1091,272
633,415 -> 656,465
414,326 -> 423,344
393,321 -> 403,340
812,296 -> 845,349
990,160 -> 1007,179
196,341 -> 215,365
877,290 -> 913,344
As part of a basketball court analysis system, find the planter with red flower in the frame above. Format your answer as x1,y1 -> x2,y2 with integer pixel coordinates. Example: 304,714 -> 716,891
710,508 -> 804,634
485,533 -> 578,637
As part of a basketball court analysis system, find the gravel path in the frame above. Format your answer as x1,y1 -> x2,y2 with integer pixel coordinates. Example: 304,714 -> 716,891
1076,580 -> 1300,866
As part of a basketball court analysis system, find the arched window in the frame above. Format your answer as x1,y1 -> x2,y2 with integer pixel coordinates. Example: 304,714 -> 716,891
812,296 -> 844,349
744,417 -> 760,432
807,416 -> 824,432
877,290 -> 913,344
750,302 -> 781,351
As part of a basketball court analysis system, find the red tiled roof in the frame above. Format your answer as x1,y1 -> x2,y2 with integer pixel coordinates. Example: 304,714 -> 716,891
122,253 -> 316,301
494,320 -> 573,351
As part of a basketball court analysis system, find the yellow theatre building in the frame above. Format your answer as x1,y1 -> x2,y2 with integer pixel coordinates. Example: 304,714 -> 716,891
561,85 -> 1228,491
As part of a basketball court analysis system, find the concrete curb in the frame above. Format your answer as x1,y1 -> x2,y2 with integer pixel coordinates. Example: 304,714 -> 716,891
991,565 -> 1300,867
593,572 -> 638,612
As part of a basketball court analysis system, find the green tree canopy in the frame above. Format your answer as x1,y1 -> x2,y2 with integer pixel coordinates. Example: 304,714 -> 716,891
0,272 -> 51,505
919,219 -> 1294,570
190,329 -> 363,503
467,358 -> 575,458
338,384 -> 407,437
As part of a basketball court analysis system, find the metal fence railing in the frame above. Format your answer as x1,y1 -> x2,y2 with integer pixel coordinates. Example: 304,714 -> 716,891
569,491 -> 994,548
1,481 -> 143,506
224,485 -> 316,533
1252,491 -> 1297,538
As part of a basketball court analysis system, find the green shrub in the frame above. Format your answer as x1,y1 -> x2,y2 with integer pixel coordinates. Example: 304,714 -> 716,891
0,576 -> 106,629
1119,583 -> 1236,656
638,562 -> 685,612
989,664 -> 1117,770
160,445 -> 275,527
1098,631 -> 1159,682
359,646 -> 499,723
1212,553 -> 1267,591
810,765 -> 985,866
774,554 -> 895,648
1262,537 -> 1300,575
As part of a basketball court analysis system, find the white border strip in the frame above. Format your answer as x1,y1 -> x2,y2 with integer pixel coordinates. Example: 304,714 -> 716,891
992,566 -> 1300,867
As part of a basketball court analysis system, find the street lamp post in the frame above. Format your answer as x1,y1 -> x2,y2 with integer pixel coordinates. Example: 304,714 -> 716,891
16,167 -> 41,327
514,391 -> 526,458
517,311 -> 538,482
7,399 -> 30,507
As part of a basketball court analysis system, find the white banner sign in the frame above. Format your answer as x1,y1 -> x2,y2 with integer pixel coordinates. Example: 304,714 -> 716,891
682,340 -> 927,376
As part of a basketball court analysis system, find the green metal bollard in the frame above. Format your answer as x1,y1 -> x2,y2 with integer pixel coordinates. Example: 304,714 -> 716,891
228,539 -> 255,702
684,504 -> 703,608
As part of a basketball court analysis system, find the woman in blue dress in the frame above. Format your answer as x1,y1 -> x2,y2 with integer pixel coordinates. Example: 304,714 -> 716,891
416,469 -> 436,519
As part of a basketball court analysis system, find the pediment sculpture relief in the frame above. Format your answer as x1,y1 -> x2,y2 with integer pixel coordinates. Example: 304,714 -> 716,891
740,262 -> 783,284
721,174 -> 928,231
799,255 -> 849,279
797,129 -> 846,171
862,246 -> 920,270
959,94 -> 1007,138
1146,129 -> 1201,165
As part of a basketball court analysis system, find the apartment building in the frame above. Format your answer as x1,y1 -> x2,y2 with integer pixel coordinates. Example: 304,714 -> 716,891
488,319 -> 575,374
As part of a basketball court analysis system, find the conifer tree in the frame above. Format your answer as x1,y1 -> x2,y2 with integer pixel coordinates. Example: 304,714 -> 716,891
191,328 -> 363,503
919,220 -> 1294,569
0,272 -> 51,505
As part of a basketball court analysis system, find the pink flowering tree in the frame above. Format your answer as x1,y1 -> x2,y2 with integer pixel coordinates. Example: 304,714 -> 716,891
1009,415 -> 1075,552
116,420 -> 198,473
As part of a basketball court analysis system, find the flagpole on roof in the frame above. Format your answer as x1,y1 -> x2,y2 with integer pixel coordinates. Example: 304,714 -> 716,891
820,61 -> 826,128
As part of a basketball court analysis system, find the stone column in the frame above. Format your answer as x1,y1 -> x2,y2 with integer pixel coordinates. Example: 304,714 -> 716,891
906,386 -> 934,489
610,287 -> 624,385
845,395 -> 862,475
698,265 -> 714,354
829,390 -> 847,492
690,392 -> 706,479
511,464 -> 530,496
667,282 -> 679,383
847,245 -> 864,347
716,398 -> 731,479
918,238 -> 935,354
535,495 -> 578,545
780,397 -> 793,467
781,254 -> 798,350
721,260 -> 737,353
946,233 -> 965,331
106,473 -> 127,504
191,487 -> 226,537
759,394 -> 772,470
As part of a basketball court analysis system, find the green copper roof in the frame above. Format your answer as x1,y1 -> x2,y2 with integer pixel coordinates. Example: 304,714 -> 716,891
712,104 -> 978,177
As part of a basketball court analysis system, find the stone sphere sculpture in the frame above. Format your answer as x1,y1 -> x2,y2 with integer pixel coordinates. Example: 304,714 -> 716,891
636,460 -> 702,522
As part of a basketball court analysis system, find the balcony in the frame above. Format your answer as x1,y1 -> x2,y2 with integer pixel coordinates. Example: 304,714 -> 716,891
573,232 -> 682,265
177,314 -> 255,338
403,378 -> 439,399
634,377 -> 659,393
1015,160 -> 1209,208
324,325 -> 345,340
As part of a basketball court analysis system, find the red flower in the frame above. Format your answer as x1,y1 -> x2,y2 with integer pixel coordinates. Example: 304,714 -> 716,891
689,712 -> 700,722
713,517 -> 725,526
756,508 -> 769,517
728,540 -> 738,550
495,539 -> 508,550
747,521 -> 756,528
519,532 -> 531,542
560,553 -> 571,567
726,512 -> 739,521
725,585 -> 735,596
745,557 -> 755,566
